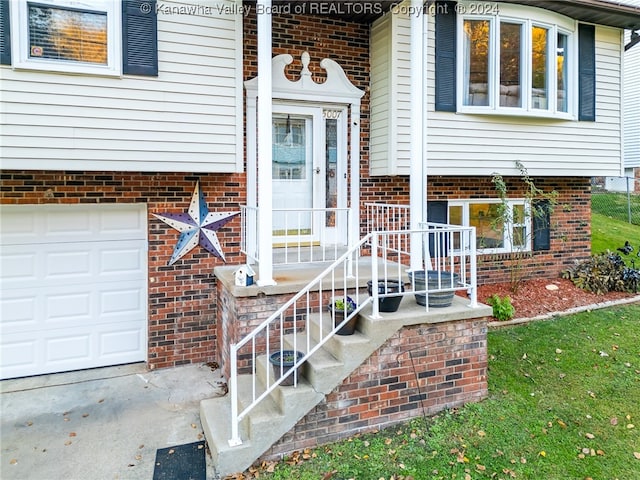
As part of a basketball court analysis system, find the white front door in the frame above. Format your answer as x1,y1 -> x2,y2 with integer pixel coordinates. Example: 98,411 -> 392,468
272,104 -> 348,246
272,105 -> 324,245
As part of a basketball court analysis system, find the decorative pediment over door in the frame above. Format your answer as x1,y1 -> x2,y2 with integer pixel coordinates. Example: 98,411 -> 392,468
245,51 -> 364,103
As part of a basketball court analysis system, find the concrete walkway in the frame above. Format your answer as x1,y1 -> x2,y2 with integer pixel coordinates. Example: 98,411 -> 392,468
0,363 -> 226,480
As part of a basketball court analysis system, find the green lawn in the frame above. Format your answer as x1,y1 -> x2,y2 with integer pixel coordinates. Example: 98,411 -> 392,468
592,212 -> 640,264
253,305 -> 640,480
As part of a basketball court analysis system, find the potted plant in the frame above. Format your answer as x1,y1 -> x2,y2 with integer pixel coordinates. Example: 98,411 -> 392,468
367,279 -> 404,312
268,350 -> 304,386
407,270 -> 460,308
327,296 -> 358,335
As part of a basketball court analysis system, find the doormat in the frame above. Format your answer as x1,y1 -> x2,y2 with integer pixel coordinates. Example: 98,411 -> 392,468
153,441 -> 206,480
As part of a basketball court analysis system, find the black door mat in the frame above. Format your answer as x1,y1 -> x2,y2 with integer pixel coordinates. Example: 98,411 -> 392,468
153,441 -> 206,480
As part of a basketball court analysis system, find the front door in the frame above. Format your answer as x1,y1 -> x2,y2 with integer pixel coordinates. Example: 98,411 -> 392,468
272,105 -> 322,245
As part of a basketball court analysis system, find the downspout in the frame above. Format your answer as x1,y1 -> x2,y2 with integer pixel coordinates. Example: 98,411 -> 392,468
410,0 -> 426,271
256,0 -> 276,286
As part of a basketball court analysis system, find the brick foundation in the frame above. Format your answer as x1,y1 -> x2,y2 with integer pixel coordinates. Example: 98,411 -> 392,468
262,317 -> 488,460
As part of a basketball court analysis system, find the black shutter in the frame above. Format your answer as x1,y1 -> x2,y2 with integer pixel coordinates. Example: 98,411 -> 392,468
0,0 -> 11,65
435,1 -> 457,112
427,200 -> 449,257
122,0 -> 158,76
578,23 -> 596,121
532,200 -> 551,251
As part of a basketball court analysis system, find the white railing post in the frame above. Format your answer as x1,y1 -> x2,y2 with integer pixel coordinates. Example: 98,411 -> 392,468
228,344 -> 242,447
469,227 -> 478,308
346,208 -> 354,278
371,232 -> 381,319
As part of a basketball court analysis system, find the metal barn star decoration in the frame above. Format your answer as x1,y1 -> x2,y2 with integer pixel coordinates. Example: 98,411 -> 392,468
152,181 -> 239,265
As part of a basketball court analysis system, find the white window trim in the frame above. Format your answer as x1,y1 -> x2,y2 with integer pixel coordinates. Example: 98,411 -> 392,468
10,0 -> 121,76
456,2 -> 577,120
449,199 -> 532,254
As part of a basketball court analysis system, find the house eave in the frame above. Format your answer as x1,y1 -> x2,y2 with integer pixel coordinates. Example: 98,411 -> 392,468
497,0 -> 640,30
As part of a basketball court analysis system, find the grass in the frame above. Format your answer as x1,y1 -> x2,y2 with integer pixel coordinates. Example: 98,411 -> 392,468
591,212 -> 640,266
253,305 -> 640,480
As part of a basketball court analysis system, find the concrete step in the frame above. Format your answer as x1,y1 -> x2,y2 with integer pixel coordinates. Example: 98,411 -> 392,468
281,332 -> 345,393
254,354 -> 323,413
202,363 -> 323,477
310,314 -> 369,353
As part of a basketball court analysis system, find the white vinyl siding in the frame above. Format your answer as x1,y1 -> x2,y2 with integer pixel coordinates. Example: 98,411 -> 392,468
369,11 -> 412,176
369,6 -> 624,177
624,30 -> 640,169
0,1 -> 243,173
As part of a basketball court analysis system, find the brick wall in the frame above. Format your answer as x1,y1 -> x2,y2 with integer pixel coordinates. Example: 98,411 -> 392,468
262,317 -> 488,459
0,170 -> 245,369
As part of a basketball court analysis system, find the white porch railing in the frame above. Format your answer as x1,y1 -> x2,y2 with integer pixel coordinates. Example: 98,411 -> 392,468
366,202 -> 411,233
227,234 -> 371,447
240,206 -> 352,265
369,224 -> 478,317
227,221 -> 478,447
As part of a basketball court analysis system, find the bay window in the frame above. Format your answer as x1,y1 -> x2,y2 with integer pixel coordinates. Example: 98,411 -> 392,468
457,6 -> 576,117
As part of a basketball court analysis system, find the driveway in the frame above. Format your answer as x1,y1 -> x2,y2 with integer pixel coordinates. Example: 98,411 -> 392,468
1,363 -> 226,480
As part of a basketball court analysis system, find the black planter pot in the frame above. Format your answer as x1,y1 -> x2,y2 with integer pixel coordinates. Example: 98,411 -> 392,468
367,279 -> 404,312
268,350 -> 304,386
327,305 -> 358,335
408,270 -> 460,308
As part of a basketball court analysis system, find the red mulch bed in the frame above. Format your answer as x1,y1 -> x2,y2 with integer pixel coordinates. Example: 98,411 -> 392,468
475,278 -> 637,320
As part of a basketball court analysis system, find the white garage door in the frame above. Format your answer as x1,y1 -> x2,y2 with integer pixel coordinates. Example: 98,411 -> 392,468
0,204 -> 148,380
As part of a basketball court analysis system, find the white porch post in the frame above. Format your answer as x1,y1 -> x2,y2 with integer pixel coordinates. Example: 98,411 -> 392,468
350,103 -> 361,254
256,0 -> 276,286
410,0 -> 427,271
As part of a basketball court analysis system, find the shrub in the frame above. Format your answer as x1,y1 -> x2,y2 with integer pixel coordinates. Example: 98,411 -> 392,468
562,252 -> 640,294
487,294 -> 516,321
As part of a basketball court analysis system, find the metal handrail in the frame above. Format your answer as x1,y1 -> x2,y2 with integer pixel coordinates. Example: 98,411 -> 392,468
227,222 -> 478,447
227,233 -> 371,447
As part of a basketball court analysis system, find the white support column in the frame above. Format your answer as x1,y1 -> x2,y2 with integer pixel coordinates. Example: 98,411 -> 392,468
349,103 -> 361,253
256,0 -> 276,286
410,0 -> 426,271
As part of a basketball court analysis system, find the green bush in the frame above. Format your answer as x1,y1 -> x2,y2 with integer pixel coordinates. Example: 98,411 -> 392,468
487,294 -> 516,321
562,251 -> 640,294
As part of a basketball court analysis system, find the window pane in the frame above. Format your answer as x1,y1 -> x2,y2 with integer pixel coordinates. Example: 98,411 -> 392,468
449,205 -> 463,225
463,20 -> 490,106
557,33 -> 568,112
500,23 -> 522,107
469,203 -> 504,249
513,204 -> 525,224
325,118 -> 338,226
512,226 -> 526,248
273,117 -> 307,180
28,4 -> 107,65
531,26 -> 548,109
449,205 -> 463,249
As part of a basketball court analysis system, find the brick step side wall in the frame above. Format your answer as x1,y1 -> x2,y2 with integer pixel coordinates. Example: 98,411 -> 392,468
263,318 -> 488,460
